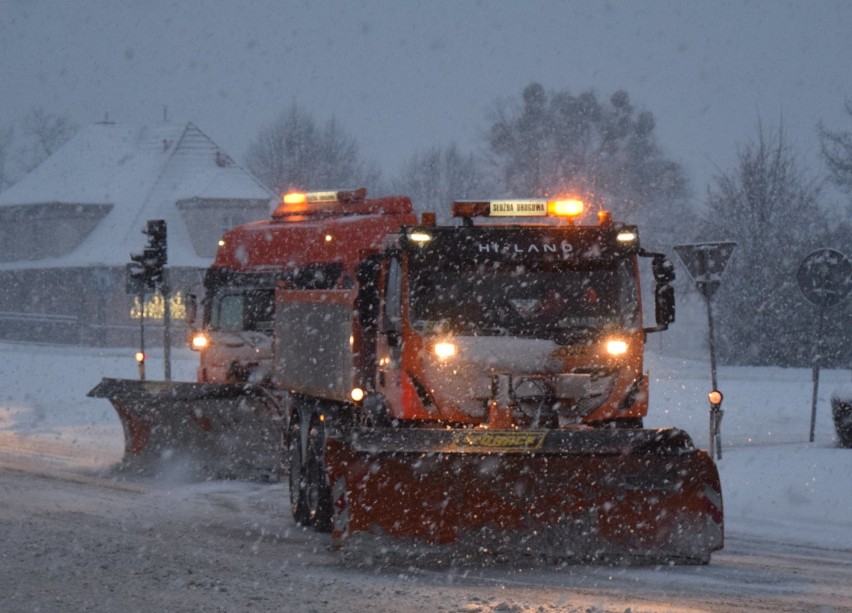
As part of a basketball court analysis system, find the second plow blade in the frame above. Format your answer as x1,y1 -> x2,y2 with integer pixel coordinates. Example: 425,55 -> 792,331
325,427 -> 723,565
88,378 -> 284,480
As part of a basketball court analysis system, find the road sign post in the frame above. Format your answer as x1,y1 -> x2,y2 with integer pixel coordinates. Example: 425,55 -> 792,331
797,248 -> 851,442
674,241 -> 737,461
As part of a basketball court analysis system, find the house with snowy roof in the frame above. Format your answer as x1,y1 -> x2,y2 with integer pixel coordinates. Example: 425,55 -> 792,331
0,120 -> 274,346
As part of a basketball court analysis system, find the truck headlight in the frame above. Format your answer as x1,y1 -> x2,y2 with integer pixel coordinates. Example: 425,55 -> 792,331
433,341 -> 456,360
605,339 -> 629,356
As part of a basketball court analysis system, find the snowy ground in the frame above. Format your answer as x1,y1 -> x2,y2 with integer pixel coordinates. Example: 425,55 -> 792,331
1,341 -> 851,611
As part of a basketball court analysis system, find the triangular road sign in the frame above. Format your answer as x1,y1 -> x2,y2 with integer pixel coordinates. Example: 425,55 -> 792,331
674,242 -> 736,300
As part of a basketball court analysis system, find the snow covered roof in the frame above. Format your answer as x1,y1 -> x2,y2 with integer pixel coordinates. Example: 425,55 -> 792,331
0,121 -> 274,269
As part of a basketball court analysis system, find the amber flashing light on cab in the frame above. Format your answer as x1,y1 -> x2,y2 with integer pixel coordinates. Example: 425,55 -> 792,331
282,190 -> 339,205
547,198 -> 584,218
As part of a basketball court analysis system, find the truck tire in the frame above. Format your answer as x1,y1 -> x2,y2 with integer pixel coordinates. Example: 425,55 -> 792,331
288,417 -> 311,526
305,415 -> 333,532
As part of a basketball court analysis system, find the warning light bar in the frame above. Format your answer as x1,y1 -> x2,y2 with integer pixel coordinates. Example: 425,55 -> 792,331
274,188 -> 368,218
282,188 -> 367,206
452,198 -> 590,221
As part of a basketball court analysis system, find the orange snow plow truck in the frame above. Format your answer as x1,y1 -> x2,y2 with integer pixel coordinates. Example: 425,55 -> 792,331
90,188 -> 723,564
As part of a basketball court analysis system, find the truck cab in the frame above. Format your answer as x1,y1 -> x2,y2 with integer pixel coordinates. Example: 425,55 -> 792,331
189,269 -> 277,384
350,198 -> 675,430
188,188 -> 418,385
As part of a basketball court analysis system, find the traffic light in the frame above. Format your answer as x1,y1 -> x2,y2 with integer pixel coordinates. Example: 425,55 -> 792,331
127,220 -> 167,291
145,220 -> 167,287
127,253 -> 149,292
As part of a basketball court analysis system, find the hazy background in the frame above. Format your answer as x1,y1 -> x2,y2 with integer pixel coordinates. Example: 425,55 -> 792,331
3,0 -> 852,201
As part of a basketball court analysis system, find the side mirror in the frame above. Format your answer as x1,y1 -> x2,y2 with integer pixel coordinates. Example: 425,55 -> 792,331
642,252 -> 675,333
654,283 -> 675,328
652,254 -> 675,284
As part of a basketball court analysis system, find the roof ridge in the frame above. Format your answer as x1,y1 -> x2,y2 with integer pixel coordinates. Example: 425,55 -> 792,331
127,123 -> 190,232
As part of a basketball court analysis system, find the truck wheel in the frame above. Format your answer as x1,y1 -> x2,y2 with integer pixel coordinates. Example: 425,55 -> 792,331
305,416 -> 333,533
288,418 -> 311,526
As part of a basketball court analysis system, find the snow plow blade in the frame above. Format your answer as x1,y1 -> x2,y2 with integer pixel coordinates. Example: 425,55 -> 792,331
325,427 -> 723,565
87,378 -> 284,480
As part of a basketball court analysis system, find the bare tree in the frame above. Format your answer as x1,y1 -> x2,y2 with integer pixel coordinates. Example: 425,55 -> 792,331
16,108 -> 77,174
392,144 -> 491,222
486,83 -> 692,247
245,104 -> 379,195
0,124 -> 14,192
701,121 -> 848,366
818,100 -> 852,190
819,100 -> 852,198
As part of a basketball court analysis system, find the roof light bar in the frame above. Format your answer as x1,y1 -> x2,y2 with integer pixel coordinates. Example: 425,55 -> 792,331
274,188 -> 369,218
281,188 -> 368,207
452,197 -> 586,220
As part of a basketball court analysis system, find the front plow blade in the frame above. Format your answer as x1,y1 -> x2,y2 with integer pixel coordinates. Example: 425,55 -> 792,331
88,378 -> 284,480
325,427 -> 723,565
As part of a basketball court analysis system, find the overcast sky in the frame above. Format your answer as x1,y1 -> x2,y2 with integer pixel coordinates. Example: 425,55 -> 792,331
3,0 -> 852,208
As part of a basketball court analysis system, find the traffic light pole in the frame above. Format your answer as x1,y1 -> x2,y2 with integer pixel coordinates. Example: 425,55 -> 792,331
128,219 -> 169,381
704,292 -> 723,460
138,291 -> 146,381
163,277 -> 171,382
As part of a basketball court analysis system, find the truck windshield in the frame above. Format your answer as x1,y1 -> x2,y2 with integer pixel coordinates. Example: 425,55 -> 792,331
409,260 -> 639,340
209,289 -> 275,333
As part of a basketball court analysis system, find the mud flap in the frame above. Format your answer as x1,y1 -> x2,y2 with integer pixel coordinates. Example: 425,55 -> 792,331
87,378 -> 284,480
325,427 -> 723,564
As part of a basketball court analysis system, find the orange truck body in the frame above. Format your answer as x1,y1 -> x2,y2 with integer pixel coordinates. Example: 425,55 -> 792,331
91,190 -> 723,563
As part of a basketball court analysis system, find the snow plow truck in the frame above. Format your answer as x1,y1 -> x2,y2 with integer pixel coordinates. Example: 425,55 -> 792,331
90,188 -> 723,564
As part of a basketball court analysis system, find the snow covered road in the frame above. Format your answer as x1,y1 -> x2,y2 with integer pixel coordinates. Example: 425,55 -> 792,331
1,342 -> 851,611
1,461 -> 851,612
